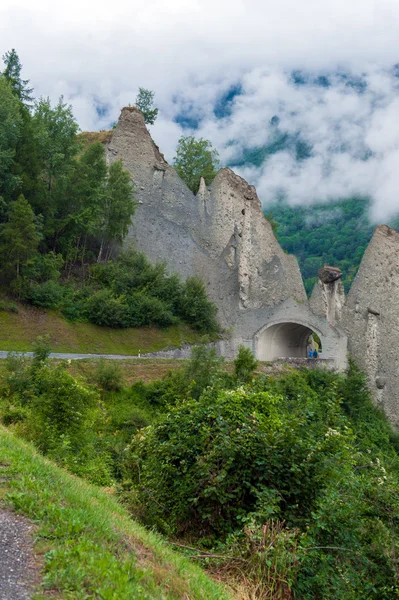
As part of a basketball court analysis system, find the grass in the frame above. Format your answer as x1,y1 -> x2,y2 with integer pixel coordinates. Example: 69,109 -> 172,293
0,425 -> 232,600
77,130 -> 113,148
0,302 -> 203,354
65,358 -> 186,385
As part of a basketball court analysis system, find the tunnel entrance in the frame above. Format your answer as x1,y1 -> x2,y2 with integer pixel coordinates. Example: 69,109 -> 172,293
256,321 -> 322,362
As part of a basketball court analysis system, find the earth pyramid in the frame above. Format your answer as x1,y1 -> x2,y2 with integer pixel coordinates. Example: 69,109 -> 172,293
106,107 -> 399,426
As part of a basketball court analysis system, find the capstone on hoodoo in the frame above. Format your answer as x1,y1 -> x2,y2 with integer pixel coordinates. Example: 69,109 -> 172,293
107,107 -> 349,368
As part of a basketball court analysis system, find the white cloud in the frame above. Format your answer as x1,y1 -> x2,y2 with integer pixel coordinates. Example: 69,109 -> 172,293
2,1 -> 399,220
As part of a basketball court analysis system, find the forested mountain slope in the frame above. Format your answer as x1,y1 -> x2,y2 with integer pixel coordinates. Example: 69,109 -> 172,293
265,198 -> 399,294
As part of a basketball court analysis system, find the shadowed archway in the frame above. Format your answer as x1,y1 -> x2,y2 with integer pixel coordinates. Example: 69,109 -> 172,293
256,321 -> 321,361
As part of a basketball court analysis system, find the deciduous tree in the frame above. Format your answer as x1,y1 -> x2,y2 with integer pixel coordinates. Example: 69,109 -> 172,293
173,135 -> 220,194
135,88 -> 158,125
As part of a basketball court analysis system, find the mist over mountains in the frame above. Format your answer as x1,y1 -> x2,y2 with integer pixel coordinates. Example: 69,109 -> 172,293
157,66 -> 399,292
155,66 -> 399,226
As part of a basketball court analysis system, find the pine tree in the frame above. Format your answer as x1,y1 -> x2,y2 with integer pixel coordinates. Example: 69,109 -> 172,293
0,77 -> 23,201
2,49 -> 33,105
0,194 -> 40,285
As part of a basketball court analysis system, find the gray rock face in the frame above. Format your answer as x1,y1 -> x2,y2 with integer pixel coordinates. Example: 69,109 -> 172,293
341,225 -> 399,426
106,108 -> 307,327
106,107 -> 347,372
105,108 -> 399,425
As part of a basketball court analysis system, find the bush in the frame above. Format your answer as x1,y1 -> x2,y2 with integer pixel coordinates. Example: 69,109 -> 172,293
125,384 -> 343,535
184,344 -> 224,399
234,345 -> 258,383
29,280 -> 66,309
128,370 -> 189,408
124,370 -> 399,597
31,335 -> 52,367
90,249 -> 219,332
24,251 -> 64,283
3,352 -> 31,399
84,289 -> 129,327
178,277 -> 219,332
31,365 -> 98,440
0,299 -> 19,313
93,359 -> 124,392
126,293 -> 177,327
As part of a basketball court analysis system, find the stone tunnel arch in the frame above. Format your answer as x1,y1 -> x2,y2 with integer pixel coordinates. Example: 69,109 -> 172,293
255,320 -> 324,362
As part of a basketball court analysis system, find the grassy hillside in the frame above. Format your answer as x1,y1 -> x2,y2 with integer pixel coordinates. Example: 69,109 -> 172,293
0,426 -> 232,600
0,302 -> 203,354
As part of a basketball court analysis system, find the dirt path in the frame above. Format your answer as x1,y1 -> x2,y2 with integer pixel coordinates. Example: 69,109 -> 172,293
0,509 -> 40,599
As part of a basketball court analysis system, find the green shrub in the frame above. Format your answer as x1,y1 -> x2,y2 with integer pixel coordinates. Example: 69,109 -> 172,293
90,249 -> 219,332
1,402 -> 29,426
31,365 -> 97,438
129,369 -> 189,408
24,251 -> 64,283
31,334 -> 52,367
234,345 -> 258,383
84,289 -> 129,327
0,299 -> 19,313
29,280 -> 66,308
184,344 -> 224,399
93,359 -> 124,392
3,352 -> 31,399
124,368 -> 399,598
178,276 -> 219,332
126,293 -> 177,327
125,384 -> 342,535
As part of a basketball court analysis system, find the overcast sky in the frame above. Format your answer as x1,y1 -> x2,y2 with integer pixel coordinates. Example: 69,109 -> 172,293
2,0 -> 399,220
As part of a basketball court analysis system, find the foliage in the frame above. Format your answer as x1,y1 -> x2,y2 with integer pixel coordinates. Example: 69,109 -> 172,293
268,197 -> 379,294
86,249 -> 219,332
28,280 -> 66,308
184,344 -> 224,399
0,194 -> 41,289
127,370 -> 189,409
234,345 -> 258,383
0,76 -> 23,198
135,87 -> 159,125
31,334 -> 52,365
24,251 -> 64,283
93,358 -> 124,392
174,135 -> 220,193
178,276 -> 219,332
83,289 -> 130,327
125,366 -> 399,598
0,346 -> 112,484
2,48 -> 33,105
0,51 -> 136,300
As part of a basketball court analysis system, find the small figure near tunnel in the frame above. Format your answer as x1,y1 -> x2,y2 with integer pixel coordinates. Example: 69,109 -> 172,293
307,333 -> 321,358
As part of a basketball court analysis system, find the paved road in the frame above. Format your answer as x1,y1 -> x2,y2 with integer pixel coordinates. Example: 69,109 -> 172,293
0,351 -> 141,360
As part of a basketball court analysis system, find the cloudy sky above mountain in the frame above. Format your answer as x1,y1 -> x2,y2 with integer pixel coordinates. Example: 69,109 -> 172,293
2,0 -> 399,220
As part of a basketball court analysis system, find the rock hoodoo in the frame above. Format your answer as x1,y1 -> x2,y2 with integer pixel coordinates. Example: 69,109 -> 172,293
318,266 -> 343,284
105,107 -> 399,425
